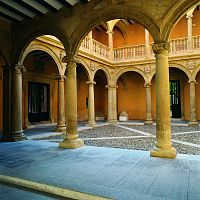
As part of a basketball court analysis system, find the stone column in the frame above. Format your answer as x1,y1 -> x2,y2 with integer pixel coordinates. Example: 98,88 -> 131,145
12,64 -> 27,141
107,84 -> 118,123
59,59 -> 84,148
107,30 -> 114,60
55,75 -> 66,132
144,83 -> 153,125
188,80 -> 198,126
145,29 -> 151,58
187,12 -> 193,52
150,43 -> 176,159
86,81 -> 96,127
88,31 -> 93,54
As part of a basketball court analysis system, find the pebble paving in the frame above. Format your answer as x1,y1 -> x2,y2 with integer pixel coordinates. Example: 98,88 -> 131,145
32,124 -> 200,155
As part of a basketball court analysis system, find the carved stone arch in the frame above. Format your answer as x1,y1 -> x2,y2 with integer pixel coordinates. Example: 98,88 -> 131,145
192,63 -> 200,81
70,5 -> 160,57
114,68 -> 147,85
149,63 -> 191,82
161,0 -> 200,41
20,43 -> 63,74
13,26 -> 69,67
93,65 -> 110,83
75,57 -> 92,81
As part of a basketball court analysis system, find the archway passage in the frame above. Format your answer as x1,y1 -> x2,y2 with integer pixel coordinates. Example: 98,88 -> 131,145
77,64 -> 89,122
117,71 -> 145,121
23,49 -> 59,127
94,70 -> 108,121
169,68 -> 189,120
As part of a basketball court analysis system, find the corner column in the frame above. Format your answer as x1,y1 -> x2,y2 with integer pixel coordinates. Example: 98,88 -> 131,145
55,75 -> 66,132
107,84 -> 118,123
144,83 -> 153,125
188,80 -> 198,126
145,29 -> 151,58
150,43 -> 176,159
186,11 -> 194,52
59,59 -> 84,148
107,30 -> 114,60
12,64 -> 27,141
86,81 -> 96,127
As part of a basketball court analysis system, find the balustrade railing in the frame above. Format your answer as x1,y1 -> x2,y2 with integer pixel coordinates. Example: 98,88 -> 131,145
193,35 -> 200,50
114,45 -> 145,60
79,35 -> 200,62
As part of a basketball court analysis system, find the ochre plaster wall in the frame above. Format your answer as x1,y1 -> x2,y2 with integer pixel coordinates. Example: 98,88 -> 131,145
117,72 -> 146,120
77,66 -> 89,121
196,72 -> 200,120
193,9 -> 200,36
113,23 -> 145,48
92,29 -> 108,46
94,73 -> 108,119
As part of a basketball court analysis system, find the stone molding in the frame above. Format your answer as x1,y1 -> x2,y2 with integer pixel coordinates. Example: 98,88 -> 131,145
86,80 -> 96,85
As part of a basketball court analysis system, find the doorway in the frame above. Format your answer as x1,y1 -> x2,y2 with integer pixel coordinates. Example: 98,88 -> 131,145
28,82 -> 50,122
170,80 -> 181,118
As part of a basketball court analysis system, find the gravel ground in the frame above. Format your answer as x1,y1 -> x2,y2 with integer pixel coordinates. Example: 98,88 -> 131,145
33,124 -> 200,155
120,124 -> 200,135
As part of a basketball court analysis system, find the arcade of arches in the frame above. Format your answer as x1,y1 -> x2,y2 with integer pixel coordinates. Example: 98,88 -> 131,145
0,0 -> 200,159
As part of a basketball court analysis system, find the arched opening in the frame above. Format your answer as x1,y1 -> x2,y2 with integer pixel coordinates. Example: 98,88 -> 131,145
22,43 -> 60,127
169,67 -> 189,120
77,64 -> 89,122
195,70 -> 200,120
117,71 -> 145,121
94,70 -> 108,121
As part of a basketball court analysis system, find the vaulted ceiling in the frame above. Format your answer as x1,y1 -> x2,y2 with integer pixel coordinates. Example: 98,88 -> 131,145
0,0 -> 89,22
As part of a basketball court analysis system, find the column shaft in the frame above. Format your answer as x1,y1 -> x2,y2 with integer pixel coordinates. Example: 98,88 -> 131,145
188,81 -> 198,126
59,60 -> 84,148
187,15 -> 193,51
107,31 -> 114,60
144,84 -> 153,125
87,81 -> 96,126
145,29 -> 151,57
150,43 -> 176,159
12,64 -> 27,141
107,85 -> 117,123
56,76 -> 66,131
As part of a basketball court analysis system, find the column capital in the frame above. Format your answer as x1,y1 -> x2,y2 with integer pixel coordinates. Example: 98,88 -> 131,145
57,75 -> 66,80
106,84 -> 118,89
152,42 -> 170,55
15,64 -> 26,74
62,54 -> 76,64
86,80 -> 96,85
144,83 -> 152,88
107,30 -> 114,34
188,80 -> 198,84
2,64 -> 10,69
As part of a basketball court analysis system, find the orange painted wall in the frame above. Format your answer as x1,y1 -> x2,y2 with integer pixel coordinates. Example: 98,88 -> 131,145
113,23 -> 145,48
92,29 -> 108,46
196,72 -> 200,120
94,72 -> 108,119
193,9 -> 200,36
117,72 -> 146,120
77,66 -> 89,121
0,57 -> 4,131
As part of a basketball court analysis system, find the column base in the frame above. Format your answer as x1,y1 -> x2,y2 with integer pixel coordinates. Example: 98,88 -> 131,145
54,125 -> 66,132
188,121 -> 198,126
59,138 -> 84,149
144,120 -> 153,125
87,122 -> 96,127
107,119 -> 118,124
150,146 -> 177,159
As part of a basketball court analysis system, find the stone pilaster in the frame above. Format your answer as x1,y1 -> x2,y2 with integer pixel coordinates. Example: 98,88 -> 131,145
12,64 -> 27,141
144,83 -> 153,125
55,75 -> 66,132
145,29 -> 151,58
186,12 -> 193,52
59,58 -> 84,149
86,81 -> 96,127
188,80 -> 198,126
150,42 -> 176,159
107,30 -> 114,60
106,84 -> 118,123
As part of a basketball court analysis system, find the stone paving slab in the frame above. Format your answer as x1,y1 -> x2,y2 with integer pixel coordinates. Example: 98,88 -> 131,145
0,141 -> 200,200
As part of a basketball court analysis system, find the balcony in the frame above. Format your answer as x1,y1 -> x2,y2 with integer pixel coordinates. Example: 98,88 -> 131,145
79,35 -> 200,63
